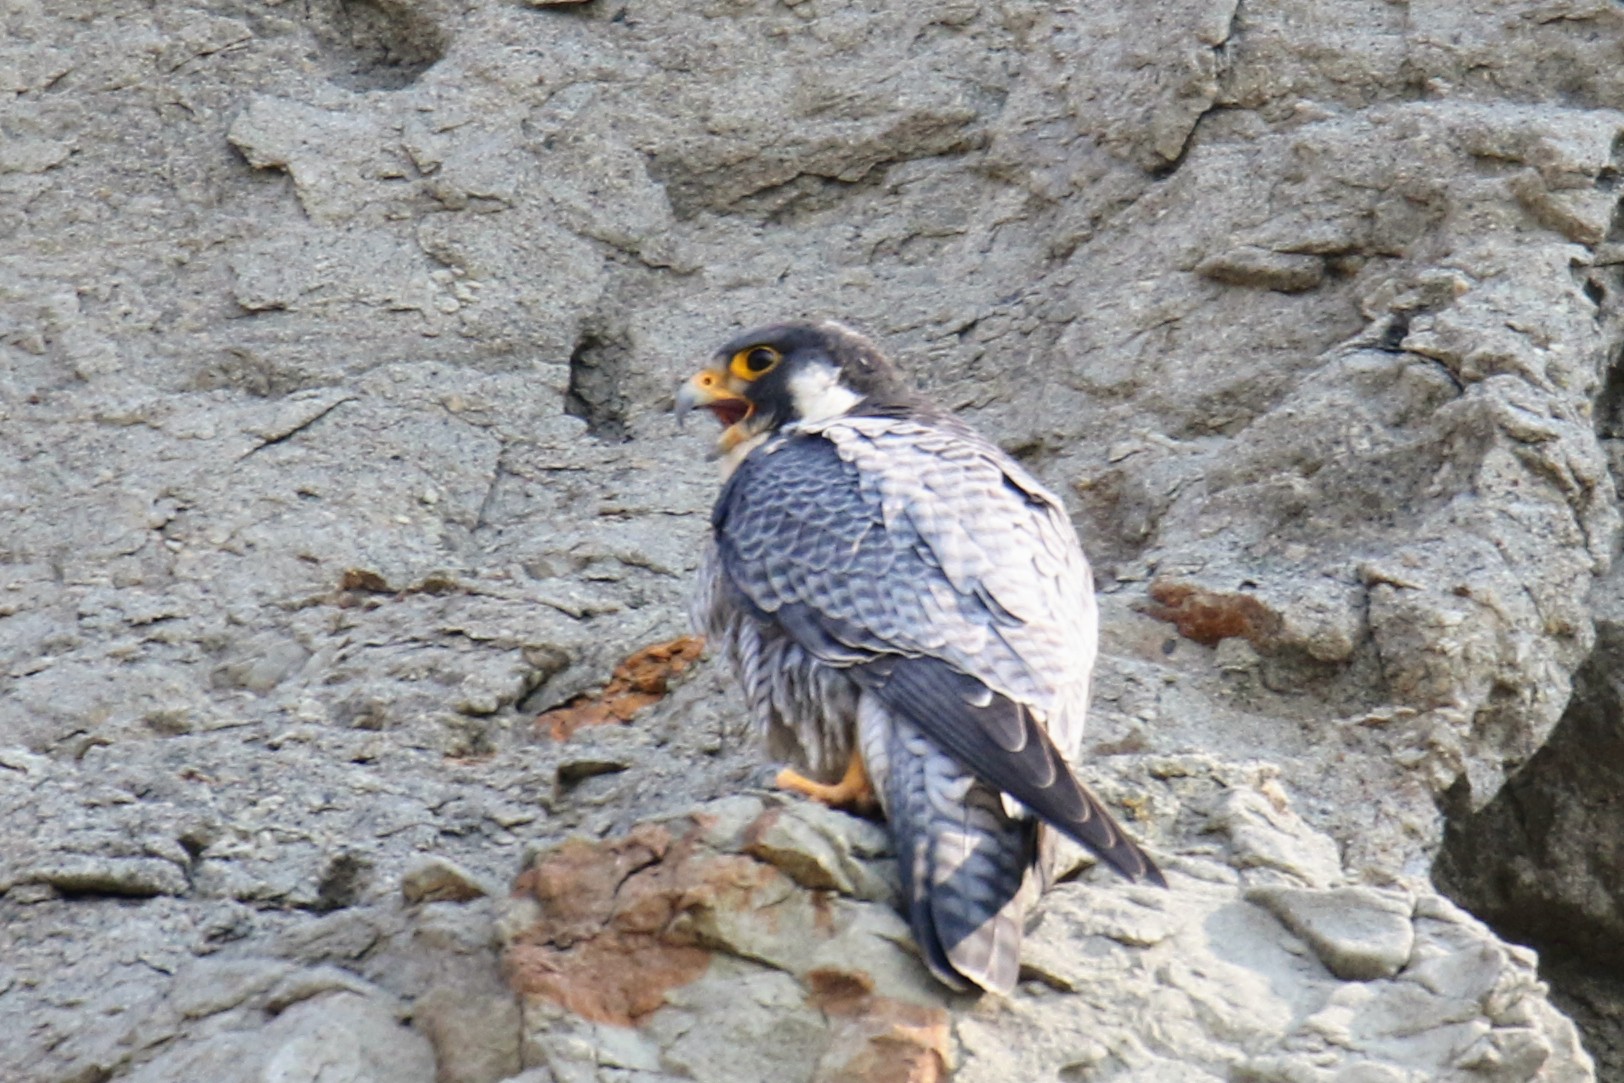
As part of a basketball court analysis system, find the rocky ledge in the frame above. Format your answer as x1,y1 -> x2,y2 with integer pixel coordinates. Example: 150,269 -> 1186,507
20,756 -> 1587,1083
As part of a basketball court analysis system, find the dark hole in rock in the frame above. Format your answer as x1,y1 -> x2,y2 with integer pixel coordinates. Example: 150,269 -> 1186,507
313,851 -> 372,912
564,327 -> 631,442
304,0 -> 447,92
1378,312 -> 1411,353
1595,345 -> 1624,440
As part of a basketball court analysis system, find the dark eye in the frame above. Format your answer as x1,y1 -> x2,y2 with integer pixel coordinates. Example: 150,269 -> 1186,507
729,344 -> 783,381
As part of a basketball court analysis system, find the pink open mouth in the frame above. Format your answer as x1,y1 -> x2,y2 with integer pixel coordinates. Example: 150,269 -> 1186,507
708,399 -> 751,428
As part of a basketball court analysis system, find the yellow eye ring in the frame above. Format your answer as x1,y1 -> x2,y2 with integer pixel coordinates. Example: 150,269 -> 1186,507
730,345 -> 781,380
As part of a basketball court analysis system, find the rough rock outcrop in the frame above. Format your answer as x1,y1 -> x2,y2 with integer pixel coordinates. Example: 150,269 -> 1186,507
1438,556 -> 1624,1075
499,771 -> 1590,1082
3,0 -> 1623,1079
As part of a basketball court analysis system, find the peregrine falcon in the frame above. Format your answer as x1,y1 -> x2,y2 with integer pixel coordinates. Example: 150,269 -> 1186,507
676,320 -> 1163,994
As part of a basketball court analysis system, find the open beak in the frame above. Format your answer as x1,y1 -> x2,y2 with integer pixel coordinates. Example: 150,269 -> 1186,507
675,367 -> 754,453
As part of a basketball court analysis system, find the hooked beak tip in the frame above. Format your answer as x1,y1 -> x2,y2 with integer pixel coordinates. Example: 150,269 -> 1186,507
675,368 -> 736,430
672,382 -> 700,429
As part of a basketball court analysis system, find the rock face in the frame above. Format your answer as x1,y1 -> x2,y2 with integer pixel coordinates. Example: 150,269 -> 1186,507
497,771 -> 1591,1083
2,0 -> 1621,1080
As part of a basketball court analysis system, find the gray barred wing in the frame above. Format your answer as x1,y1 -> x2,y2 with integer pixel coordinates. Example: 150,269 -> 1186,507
711,421 -> 1161,885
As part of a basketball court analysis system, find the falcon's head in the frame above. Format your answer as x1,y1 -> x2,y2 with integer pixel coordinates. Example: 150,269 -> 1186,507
675,321 -> 912,460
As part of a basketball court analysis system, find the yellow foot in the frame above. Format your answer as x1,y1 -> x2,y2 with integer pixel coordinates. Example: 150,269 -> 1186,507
775,750 -> 877,814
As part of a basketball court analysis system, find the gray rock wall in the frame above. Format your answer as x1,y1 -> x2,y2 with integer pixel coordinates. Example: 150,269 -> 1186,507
2,0 -> 1621,1080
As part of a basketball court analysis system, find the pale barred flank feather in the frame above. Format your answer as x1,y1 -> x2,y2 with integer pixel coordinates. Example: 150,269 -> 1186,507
694,542 -> 857,780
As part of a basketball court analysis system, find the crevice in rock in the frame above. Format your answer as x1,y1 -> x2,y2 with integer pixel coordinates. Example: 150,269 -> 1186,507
1596,342 -> 1624,441
238,396 -> 355,460
313,852 -> 372,913
563,324 -> 631,442
1584,276 -> 1607,310
1378,311 -> 1412,353
177,832 -> 209,871
1537,958 -> 1624,1078
1004,435 -> 1060,473
1146,121 -> 1202,183
1603,132 -> 1624,201
472,441 -> 510,533
755,172 -> 873,227
1436,620 -> 1624,1078
1147,0 -> 1243,183
302,0 -> 447,92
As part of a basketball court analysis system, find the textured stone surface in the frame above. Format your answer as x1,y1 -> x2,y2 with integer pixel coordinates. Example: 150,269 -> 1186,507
1249,885 -> 1416,981
1439,557 -> 1624,1079
402,855 -> 496,905
3,0 -> 1622,1078
501,775 -> 1590,1083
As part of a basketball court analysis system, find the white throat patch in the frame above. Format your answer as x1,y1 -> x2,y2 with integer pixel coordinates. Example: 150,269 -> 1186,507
787,362 -> 863,425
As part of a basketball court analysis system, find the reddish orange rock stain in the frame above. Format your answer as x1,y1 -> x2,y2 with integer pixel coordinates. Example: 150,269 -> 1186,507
806,967 -> 951,1083
503,802 -> 950,1083
536,635 -> 705,741
1145,578 -> 1283,648
505,814 -> 785,1027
